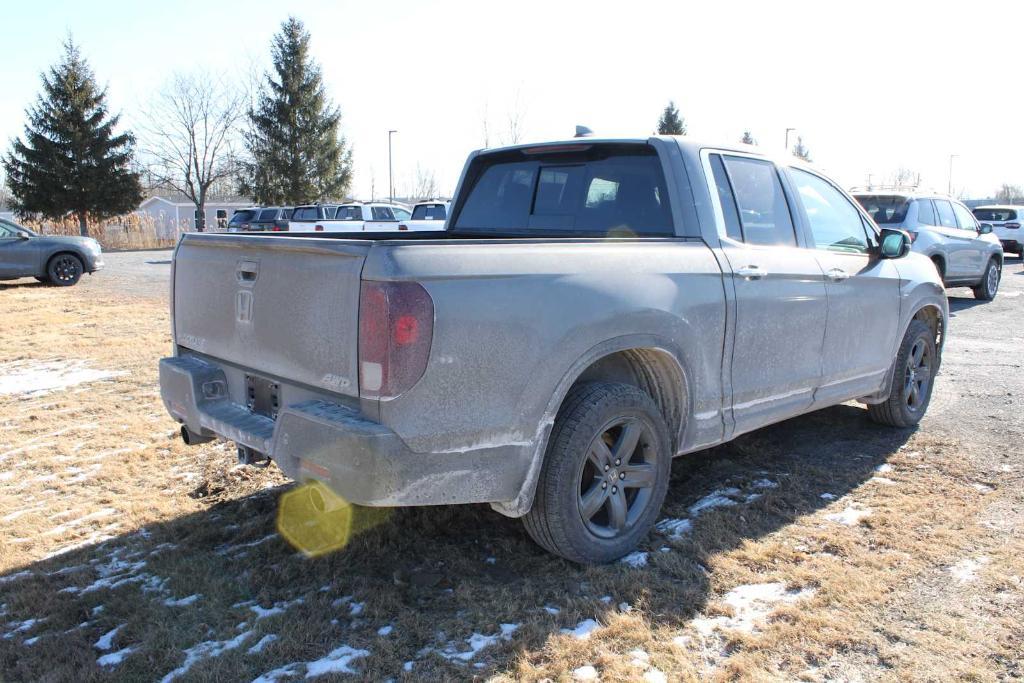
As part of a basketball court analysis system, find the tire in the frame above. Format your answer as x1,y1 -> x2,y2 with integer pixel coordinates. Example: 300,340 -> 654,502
868,320 -> 937,428
523,382 -> 672,564
47,253 -> 84,287
972,258 -> 1000,300
34,276 -> 50,284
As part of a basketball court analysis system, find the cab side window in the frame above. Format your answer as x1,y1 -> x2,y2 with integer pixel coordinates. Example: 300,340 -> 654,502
371,207 -> 396,221
789,168 -> 870,254
951,202 -> 979,232
719,155 -> 797,246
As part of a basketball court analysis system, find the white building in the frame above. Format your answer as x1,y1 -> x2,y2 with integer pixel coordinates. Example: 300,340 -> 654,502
136,196 -> 253,235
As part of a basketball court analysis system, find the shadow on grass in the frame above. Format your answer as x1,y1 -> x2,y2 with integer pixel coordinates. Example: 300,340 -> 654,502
0,404 -> 912,681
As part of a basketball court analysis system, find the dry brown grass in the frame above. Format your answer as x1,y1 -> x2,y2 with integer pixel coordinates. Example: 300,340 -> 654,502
0,285 -> 1021,682
20,213 -> 182,251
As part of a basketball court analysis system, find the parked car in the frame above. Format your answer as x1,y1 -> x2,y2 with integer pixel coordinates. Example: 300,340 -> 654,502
287,204 -> 343,231
289,202 -> 412,233
972,205 -> 1023,257
0,218 -> 103,286
226,208 -> 260,233
396,200 -> 451,232
853,191 -> 1003,299
162,137 -> 947,563
248,207 -> 293,232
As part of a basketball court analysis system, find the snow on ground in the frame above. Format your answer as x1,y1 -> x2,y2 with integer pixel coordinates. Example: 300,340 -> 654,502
620,551 -> 648,568
3,618 -> 43,640
163,594 -> 201,607
573,664 -> 599,680
160,630 -> 255,682
0,360 -> 126,397
250,597 -> 304,620
97,646 -> 135,668
562,619 -> 601,640
688,488 -> 742,515
543,605 -> 561,615
247,634 -> 278,654
876,463 -> 893,474
438,623 -> 519,662
825,505 -> 872,526
377,625 -> 393,636
820,492 -> 837,500
691,582 -> 816,636
655,517 -> 693,539
0,570 -> 33,585
93,624 -> 124,650
950,557 -> 990,584
305,645 -> 372,676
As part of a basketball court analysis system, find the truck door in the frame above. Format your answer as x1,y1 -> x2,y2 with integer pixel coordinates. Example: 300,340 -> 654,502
707,153 -> 828,436
786,167 -> 901,403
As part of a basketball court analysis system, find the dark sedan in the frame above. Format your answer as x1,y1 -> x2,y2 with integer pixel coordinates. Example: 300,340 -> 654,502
0,218 -> 104,286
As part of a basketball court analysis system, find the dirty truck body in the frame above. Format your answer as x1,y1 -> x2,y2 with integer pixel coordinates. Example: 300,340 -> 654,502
161,137 -> 947,562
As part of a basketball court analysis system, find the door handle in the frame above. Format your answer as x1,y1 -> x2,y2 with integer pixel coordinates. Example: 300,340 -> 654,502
735,266 -> 768,280
826,268 -> 850,282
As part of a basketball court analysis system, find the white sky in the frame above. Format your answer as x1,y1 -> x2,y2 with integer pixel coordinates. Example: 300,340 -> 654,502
1,0 -> 1020,200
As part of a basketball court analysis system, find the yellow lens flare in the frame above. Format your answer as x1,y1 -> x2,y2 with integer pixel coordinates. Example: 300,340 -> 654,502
276,481 -> 391,558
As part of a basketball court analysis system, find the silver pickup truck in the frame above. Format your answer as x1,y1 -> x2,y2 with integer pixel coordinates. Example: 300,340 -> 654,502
160,137 -> 948,563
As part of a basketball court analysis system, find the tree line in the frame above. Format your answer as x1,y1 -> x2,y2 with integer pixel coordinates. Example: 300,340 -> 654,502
2,17 -> 350,235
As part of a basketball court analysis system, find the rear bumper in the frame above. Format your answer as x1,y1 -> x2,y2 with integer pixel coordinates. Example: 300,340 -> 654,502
159,355 -> 528,507
999,239 -> 1021,252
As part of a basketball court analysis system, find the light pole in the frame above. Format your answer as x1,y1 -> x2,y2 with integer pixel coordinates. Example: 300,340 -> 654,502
784,128 -> 795,153
947,154 -> 958,196
388,130 -> 398,203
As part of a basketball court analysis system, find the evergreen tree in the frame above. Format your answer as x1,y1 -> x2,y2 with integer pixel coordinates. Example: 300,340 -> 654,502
741,130 -> 756,145
792,136 -> 812,162
656,101 -> 686,135
242,17 -> 353,204
3,39 -> 142,237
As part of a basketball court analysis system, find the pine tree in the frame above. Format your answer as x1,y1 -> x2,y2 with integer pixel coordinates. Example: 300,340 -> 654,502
656,101 -> 686,135
741,130 -> 756,145
792,136 -> 812,162
3,39 -> 142,237
242,17 -> 353,205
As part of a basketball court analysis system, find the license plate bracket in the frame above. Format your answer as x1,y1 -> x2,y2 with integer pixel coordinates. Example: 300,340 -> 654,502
246,375 -> 280,419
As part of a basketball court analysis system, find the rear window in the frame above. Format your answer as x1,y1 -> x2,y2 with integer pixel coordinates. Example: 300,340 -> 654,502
854,195 -> 910,224
452,145 -> 673,236
412,204 -> 447,220
229,210 -> 257,224
256,208 -> 278,222
291,207 -> 317,221
336,206 -> 362,221
974,208 -> 1017,221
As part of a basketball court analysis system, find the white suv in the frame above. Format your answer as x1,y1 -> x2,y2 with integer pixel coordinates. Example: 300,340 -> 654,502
973,205 -> 1023,257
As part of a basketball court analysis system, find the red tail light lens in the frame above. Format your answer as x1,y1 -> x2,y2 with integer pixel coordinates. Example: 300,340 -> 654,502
315,225 -> 324,232
398,224 -> 408,231
908,231 -> 919,243
358,281 -> 434,399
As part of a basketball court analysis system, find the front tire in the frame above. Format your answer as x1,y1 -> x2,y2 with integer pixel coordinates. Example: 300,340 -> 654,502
972,258 -> 1000,300
868,320 -> 937,427
47,253 -> 84,287
523,382 -> 672,564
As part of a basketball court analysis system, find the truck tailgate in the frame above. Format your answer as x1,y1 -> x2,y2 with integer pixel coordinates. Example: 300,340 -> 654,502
172,234 -> 369,398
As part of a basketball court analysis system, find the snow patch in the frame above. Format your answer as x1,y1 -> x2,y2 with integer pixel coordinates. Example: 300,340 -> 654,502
93,624 -> 124,651
305,645 -> 370,677
247,634 -> 278,654
377,625 -> 393,636
875,463 -> 893,473
691,582 -> 815,635
250,598 -> 304,620
97,646 -> 135,667
620,551 -> 648,568
439,623 -> 519,662
825,505 -> 872,526
688,488 -> 741,515
950,557 -> 989,584
0,570 -> 33,585
160,630 -> 255,682
643,669 -> 667,683
0,360 -> 125,397
573,665 -> 599,681
819,493 -> 836,500
164,594 -> 201,607
562,619 -> 601,640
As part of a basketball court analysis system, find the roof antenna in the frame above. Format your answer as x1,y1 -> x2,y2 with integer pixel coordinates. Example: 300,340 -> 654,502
574,125 -> 594,138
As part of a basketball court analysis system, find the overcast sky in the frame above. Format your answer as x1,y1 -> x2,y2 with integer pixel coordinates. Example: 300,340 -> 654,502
1,0 -> 1019,200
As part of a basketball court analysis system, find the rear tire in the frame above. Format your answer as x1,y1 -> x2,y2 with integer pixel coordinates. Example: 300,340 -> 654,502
523,382 -> 672,564
868,320 -> 937,428
47,253 -> 84,287
972,258 -> 1000,300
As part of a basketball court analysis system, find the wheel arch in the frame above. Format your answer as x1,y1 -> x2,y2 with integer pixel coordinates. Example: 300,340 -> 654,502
491,335 -> 692,518
45,249 -> 86,272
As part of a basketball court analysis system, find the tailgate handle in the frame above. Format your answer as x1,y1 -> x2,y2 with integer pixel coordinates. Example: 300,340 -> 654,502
237,260 -> 259,285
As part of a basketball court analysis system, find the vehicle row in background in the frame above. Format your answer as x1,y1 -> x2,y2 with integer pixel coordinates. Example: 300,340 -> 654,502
853,190 -> 1003,300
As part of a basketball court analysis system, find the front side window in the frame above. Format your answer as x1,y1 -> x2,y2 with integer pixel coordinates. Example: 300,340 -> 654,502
257,208 -> 278,222
721,155 -> 796,246
0,224 -> 15,238
708,154 -> 743,241
452,146 -> 673,236
336,206 -> 362,221
393,207 -> 411,221
291,207 -> 315,221
934,200 -> 957,228
790,169 -> 869,254
952,202 -> 979,231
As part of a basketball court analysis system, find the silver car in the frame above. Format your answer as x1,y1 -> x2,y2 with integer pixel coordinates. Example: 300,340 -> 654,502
854,191 -> 1004,300
0,218 -> 104,286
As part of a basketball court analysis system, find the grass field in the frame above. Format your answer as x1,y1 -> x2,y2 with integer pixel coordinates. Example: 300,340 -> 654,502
0,283 -> 1021,682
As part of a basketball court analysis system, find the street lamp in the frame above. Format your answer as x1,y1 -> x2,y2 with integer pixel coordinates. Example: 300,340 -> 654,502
785,128 -> 796,153
948,154 -> 959,196
388,130 -> 398,203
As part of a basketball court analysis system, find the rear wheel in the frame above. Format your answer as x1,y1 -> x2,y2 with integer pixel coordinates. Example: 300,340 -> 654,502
868,320 -> 937,427
47,253 -> 84,287
523,382 -> 672,564
972,258 -> 1000,300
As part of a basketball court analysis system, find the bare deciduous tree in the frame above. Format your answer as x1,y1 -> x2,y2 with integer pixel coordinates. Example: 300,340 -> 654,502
0,170 -> 11,209
500,90 -> 526,146
888,167 -> 920,188
995,183 -> 1024,203
408,164 -> 438,200
139,71 -> 245,231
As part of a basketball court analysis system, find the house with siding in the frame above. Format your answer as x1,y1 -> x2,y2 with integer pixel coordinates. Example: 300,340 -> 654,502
136,196 -> 254,235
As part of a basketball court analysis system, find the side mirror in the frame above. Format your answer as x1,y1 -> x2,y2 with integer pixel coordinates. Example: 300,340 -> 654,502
18,232 -> 30,240
880,229 -> 911,259
978,223 -> 993,235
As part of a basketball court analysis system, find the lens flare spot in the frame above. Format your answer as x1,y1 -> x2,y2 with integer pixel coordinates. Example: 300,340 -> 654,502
277,481 -> 391,558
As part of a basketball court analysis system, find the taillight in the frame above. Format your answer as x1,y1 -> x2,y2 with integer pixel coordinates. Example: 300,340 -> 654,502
1005,222 -> 1020,229
398,224 -> 408,231
908,231 -> 919,243
358,281 -> 434,399
315,224 -> 324,232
